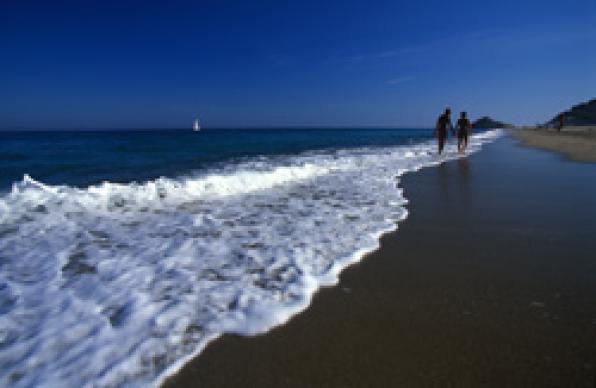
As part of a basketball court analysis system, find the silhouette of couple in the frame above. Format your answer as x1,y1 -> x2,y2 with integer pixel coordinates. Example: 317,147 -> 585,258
435,108 -> 472,154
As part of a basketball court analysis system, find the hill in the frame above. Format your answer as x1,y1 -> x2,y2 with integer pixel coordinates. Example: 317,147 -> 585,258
472,116 -> 511,129
548,98 -> 596,126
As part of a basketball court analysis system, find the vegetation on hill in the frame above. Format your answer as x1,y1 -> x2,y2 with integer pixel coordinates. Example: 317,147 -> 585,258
548,98 -> 596,126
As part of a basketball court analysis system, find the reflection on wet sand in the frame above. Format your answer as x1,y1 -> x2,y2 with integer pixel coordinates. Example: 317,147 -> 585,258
436,156 -> 471,201
457,157 -> 471,197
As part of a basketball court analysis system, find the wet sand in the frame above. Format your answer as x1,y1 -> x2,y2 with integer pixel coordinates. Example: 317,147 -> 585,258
513,126 -> 596,163
164,135 -> 596,387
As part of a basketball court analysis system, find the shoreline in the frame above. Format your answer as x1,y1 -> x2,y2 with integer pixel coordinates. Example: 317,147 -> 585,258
156,223 -> 402,388
163,134 -> 596,387
511,126 -> 596,163
156,134 -> 497,387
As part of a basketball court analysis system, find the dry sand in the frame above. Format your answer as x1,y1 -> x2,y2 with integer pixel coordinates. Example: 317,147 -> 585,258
512,126 -> 596,163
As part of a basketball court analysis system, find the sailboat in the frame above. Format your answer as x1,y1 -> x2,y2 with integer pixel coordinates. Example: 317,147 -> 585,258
193,118 -> 201,132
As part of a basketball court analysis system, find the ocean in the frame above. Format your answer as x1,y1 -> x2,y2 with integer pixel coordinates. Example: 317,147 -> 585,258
0,128 -> 501,387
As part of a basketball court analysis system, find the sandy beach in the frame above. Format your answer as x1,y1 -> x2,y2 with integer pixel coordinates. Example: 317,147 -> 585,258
164,134 -> 596,387
513,126 -> 596,163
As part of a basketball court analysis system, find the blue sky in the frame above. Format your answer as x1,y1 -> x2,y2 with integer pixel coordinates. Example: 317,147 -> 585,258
1,0 -> 595,129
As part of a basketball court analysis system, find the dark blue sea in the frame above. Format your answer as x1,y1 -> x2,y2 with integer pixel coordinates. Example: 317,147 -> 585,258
0,128 -> 501,387
0,128 -> 434,191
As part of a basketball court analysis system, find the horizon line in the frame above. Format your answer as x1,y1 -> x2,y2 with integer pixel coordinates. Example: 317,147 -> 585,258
0,125 -> 437,132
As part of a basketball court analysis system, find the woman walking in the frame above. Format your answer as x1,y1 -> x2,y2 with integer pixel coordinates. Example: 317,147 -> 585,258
456,112 -> 472,153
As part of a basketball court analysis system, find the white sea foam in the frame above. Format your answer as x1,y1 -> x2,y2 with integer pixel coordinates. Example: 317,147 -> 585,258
0,130 -> 501,387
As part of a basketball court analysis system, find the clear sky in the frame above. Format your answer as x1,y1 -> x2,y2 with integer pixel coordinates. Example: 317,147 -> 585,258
1,0 -> 595,129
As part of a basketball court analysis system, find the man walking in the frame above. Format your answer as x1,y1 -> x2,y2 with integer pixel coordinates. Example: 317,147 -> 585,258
435,108 -> 453,155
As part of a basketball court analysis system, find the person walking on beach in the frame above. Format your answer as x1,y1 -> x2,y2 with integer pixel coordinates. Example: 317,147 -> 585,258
557,113 -> 565,132
456,111 -> 472,153
435,108 -> 453,155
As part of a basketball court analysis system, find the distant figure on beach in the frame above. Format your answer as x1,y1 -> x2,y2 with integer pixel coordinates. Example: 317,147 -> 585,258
456,111 -> 472,153
557,113 -> 565,132
435,108 -> 453,154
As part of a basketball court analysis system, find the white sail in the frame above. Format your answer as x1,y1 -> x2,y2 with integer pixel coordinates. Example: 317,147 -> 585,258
193,119 -> 201,131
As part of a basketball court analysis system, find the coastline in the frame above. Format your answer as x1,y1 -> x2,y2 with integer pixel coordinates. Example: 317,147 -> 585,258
512,126 -> 596,163
164,134 -> 596,387
0,129 -> 500,386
